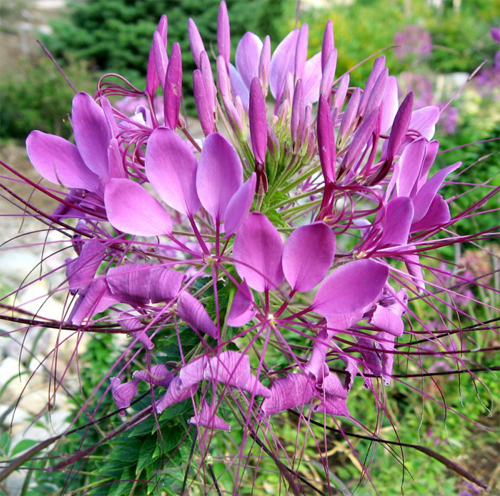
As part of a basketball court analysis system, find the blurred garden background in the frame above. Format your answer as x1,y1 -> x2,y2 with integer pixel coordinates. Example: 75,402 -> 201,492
0,0 -> 499,495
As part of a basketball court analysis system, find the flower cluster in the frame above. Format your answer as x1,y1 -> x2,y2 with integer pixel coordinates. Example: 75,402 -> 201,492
1,2 -> 498,492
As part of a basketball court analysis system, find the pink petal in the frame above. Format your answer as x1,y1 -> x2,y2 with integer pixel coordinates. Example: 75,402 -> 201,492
217,1 -> 230,66
403,253 -> 426,293
305,329 -> 334,381
110,377 -> 139,412
72,92 -> 111,178
262,374 -> 316,416
193,69 -> 215,136
313,260 -> 389,316
197,132 -> 243,221
153,31 -> 168,92
233,213 -> 284,292
177,292 -> 218,339
249,78 -> 268,164
282,222 -> 336,292
227,279 -> 256,327
294,24 -> 309,81
189,401 -> 231,431
229,63 -> 250,108
386,92 -> 414,163
235,32 -> 263,89
146,127 -> 200,216
70,278 -> 117,325
104,178 -> 172,236
118,313 -> 154,350
270,29 -> 299,101
146,15 -> 167,96
380,76 -> 399,134
26,131 -> 99,191
321,20 -> 335,70
317,95 -> 335,182
107,139 -> 126,180
223,173 -> 256,236
188,18 -> 206,68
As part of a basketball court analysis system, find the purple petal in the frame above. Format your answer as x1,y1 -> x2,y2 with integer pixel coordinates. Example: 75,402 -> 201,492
410,106 -> 440,140
339,87 -> 361,138
396,138 -> 427,198
197,132 -> 243,221
412,161 -> 461,222
270,29 -> 299,101
342,108 -> 379,170
403,253 -> 426,293
294,24 -> 309,81
229,63 -> 250,108
179,356 -> 208,389
107,139 -> 126,180
418,140 -> 440,188
313,260 -> 389,316
411,194 -> 451,232
326,311 -> 365,332
359,56 -> 386,116
305,329 -> 334,381
118,313 -> 154,350
386,92 -> 414,163
70,278 -> 117,325
153,31 -> 168,92
317,94 -> 335,183
227,279 -> 256,327
233,212 -> 284,292
177,292 -> 218,339
224,173 -> 256,236
235,32 -> 263,89
217,1 -> 230,67
320,49 -> 337,96
249,78 -> 268,164
369,305 -> 404,337
107,263 -> 183,304
189,401 -> 231,431
133,364 -> 173,387
291,79 -> 305,146
321,20 -> 335,70
146,127 -> 200,216
380,76 -> 399,134
156,376 -> 196,414
302,52 -> 322,103
26,131 -> 99,191
200,51 -> 216,115
262,374 -> 316,416
378,197 -> 414,247
193,69 -> 215,136
146,15 -> 167,96
164,42 -> 183,129
72,92 -> 111,178
110,377 -> 139,413
104,178 -> 172,236
188,18 -> 205,68
364,68 -> 388,118
259,35 -> 271,93
216,56 -> 229,97
282,222 -> 335,292
66,240 -> 106,293
333,73 -> 349,111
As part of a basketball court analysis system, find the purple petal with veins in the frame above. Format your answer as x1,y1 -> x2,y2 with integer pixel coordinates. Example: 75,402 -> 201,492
262,374 -> 316,416
156,376 -> 197,414
189,400 -> 231,431
146,127 -> 200,216
104,178 -> 172,236
69,278 -> 117,325
282,222 -> 335,293
66,240 -> 106,293
118,313 -> 154,350
110,377 -> 139,414
233,212 -> 284,292
227,279 -> 256,327
378,197 -> 414,247
133,364 -> 173,387
72,92 -> 111,178
224,173 -> 256,236
197,132 -> 243,221
26,131 -> 99,192
313,260 -> 389,316
177,292 -> 218,339
305,329 -> 334,381
179,356 -> 209,389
